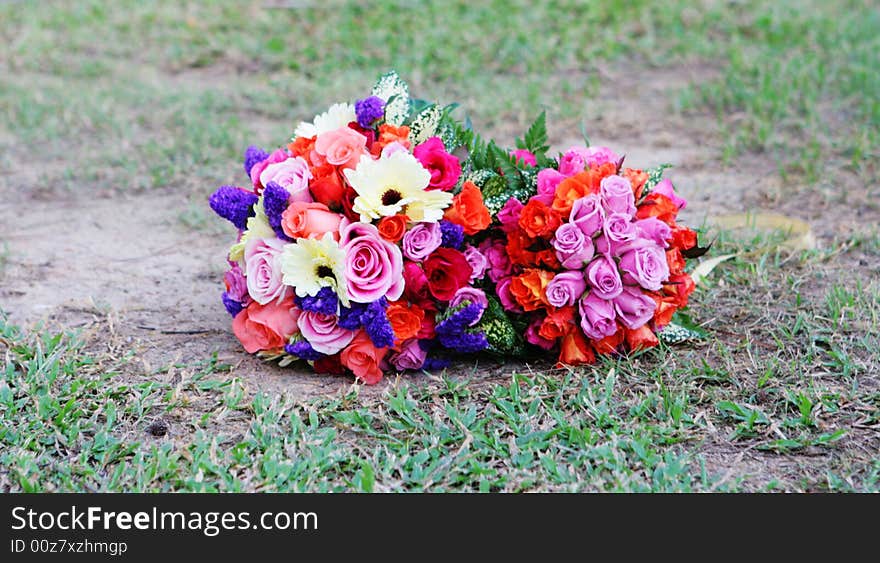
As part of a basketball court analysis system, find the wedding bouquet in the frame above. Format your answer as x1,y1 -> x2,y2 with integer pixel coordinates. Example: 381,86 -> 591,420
464,113 -> 702,367
209,73 -> 511,383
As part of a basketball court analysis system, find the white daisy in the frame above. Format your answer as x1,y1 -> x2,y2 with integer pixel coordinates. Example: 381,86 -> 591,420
280,232 -> 349,305
293,103 -> 357,139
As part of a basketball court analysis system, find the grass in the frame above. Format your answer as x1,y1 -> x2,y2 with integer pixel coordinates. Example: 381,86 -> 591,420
1,0 -> 879,491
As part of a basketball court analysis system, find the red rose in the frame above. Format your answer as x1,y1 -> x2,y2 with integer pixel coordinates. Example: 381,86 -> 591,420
423,247 -> 473,301
413,136 -> 462,191
309,164 -> 345,210
340,185 -> 360,222
670,225 -> 697,250
314,353 -> 344,374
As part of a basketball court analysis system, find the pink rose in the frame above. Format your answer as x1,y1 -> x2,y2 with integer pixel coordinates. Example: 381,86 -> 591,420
578,292 -> 618,340
341,330 -> 388,384
586,255 -> 623,299
510,148 -> 537,167
526,318 -> 555,350
342,222 -> 404,303
552,223 -> 594,269
450,287 -> 488,325
635,217 -> 672,247
600,174 -> 636,216
250,148 -> 288,191
497,276 -> 524,313
232,298 -> 299,353
244,237 -> 289,305
558,147 -> 588,176
613,287 -> 657,330
584,146 -> 620,168
403,261 -> 430,304
402,222 -> 442,261
463,245 -> 488,282
479,238 -> 513,283
259,156 -> 313,202
224,263 -> 250,304
570,194 -> 605,237
389,338 -> 427,371
652,178 -> 687,209
315,126 -> 367,170
545,270 -> 587,308
281,201 -> 342,240
537,169 -> 566,200
413,137 -> 462,191
297,310 -> 356,355
618,245 -> 669,291
602,212 -> 638,252
497,197 -> 524,233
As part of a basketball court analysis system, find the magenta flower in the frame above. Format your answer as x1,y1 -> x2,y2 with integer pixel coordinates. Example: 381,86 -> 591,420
586,255 -> 623,299
342,222 -> 404,303
613,287 -> 657,330
578,292 -> 618,340
546,270 -> 587,308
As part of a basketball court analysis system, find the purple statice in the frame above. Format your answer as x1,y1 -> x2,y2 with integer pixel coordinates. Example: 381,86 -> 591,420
355,96 -> 385,128
285,341 -> 325,361
435,302 -> 489,353
209,185 -> 258,230
423,356 -> 451,371
439,220 -> 464,249
338,302 -> 367,330
296,287 -> 339,316
262,181 -> 293,241
244,145 -> 269,176
221,292 -> 243,317
360,298 -> 394,349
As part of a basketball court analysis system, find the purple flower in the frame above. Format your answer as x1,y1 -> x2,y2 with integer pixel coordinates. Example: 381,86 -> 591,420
423,356 -> 451,371
579,292 -> 618,340
389,338 -> 427,371
570,194 -> 605,237
224,264 -> 249,304
296,286 -> 339,316
450,287 -> 488,325
546,271 -> 587,308
209,185 -> 258,230
338,302 -> 367,330
463,245 -> 488,281
440,220 -> 464,249
600,175 -> 636,216
613,286 -> 657,330
552,223 -> 594,269
244,145 -> 269,177
602,212 -> 638,253
402,222 -> 442,261
361,298 -> 395,349
436,303 -> 489,353
222,292 -> 243,317
635,217 -> 672,247
586,255 -> 623,299
285,340 -> 325,361
618,245 -> 670,291
652,178 -> 687,209
262,181 -> 293,241
355,96 -> 385,128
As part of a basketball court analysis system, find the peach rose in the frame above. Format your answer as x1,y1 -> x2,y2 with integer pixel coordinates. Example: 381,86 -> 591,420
340,330 -> 388,384
232,298 -> 299,354
315,126 -> 367,170
281,201 -> 343,240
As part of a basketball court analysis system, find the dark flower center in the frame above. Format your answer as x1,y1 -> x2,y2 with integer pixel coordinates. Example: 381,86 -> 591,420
316,265 -> 334,279
381,189 -> 403,206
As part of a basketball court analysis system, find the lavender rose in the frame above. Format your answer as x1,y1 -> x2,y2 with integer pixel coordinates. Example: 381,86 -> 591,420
297,310 -> 356,354
586,255 -> 623,299
635,217 -> 672,247
244,237 -> 289,305
546,270 -> 588,308
463,245 -> 488,282
579,292 -> 618,340
613,286 -> 657,329
618,244 -> 670,291
389,338 -> 427,371
402,222 -> 442,261
552,223 -> 595,269
259,156 -> 313,203
600,174 -> 636,216
570,194 -> 605,237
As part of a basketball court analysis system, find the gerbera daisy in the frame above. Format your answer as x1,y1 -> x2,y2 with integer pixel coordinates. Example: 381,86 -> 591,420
293,103 -> 357,139
280,232 -> 349,305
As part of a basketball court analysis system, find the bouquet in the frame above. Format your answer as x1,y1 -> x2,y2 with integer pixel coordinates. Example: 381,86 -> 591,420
465,113 -> 702,367
209,73 -> 511,383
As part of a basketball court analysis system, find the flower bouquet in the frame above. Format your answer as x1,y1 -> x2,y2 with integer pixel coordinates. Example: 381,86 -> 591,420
209,72 -> 516,383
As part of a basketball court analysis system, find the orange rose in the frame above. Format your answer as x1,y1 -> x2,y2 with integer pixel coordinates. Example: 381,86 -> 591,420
623,167 -> 649,200
309,163 -> 345,210
594,328 -> 624,355
377,215 -> 408,243
444,181 -> 491,235
651,294 -> 677,328
509,268 -> 553,311
506,230 -> 537,266
663,273 -> 696,308
538,306 -> 576,341
386,300 -> 424,342
518,199 -> 562,239
536,249 -> 561,270
370,124 -> 411,157
666,248 -> 685,276
341,330 -> 388,384
232,298 -> 298,354
552,162 -> 616,215
636,193 -> 679,225
625,325 -> 659,352
281,201 -> 342,240
557,330 -> 596,367
288,135 -> 319,164
670,225 -> 697,251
